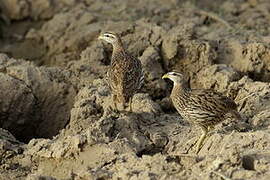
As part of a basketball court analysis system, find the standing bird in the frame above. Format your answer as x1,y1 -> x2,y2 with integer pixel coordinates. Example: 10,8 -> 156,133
162,72 -> 241,153
98,32 -> 144,112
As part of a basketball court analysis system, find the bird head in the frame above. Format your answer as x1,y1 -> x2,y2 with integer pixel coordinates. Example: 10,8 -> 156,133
98,31 -> 121,45
162,71 -> 185,84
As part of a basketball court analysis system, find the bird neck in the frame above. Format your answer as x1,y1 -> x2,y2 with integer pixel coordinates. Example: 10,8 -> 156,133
172,82 -> 189,96
112,41 -> 126,54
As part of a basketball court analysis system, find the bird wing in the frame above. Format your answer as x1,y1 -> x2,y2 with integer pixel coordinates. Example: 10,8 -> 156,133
121,54 -> 144,94
190,89 -> 237,112
108,52 -> 143,102
108,61 -> 122,93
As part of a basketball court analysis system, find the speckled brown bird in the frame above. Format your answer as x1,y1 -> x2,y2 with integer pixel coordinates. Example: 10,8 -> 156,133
98,31 -> 144,112
162,71 -> 241,153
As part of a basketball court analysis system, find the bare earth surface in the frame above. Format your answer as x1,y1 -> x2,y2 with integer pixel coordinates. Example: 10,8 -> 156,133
0,0 -> 270,179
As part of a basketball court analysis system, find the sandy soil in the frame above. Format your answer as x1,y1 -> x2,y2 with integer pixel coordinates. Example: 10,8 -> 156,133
0,0 -> 270,179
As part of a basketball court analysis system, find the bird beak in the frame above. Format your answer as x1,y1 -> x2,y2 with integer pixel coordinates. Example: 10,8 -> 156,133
162,74 -> 168,79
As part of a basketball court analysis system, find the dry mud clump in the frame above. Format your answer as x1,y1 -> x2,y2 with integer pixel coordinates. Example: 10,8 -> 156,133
1,0 -> 270,179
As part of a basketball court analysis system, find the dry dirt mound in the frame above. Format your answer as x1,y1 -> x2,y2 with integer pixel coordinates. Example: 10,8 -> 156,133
0,0 -> 270,179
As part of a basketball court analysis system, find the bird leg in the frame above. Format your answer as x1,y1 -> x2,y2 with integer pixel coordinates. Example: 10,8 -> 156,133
128,97 -> 133,112
112,94 -> 119,112
195,126 -> 208,154
206,125 -> 216,136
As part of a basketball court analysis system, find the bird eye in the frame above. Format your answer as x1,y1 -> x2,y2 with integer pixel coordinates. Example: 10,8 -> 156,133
104,35 -> 109,37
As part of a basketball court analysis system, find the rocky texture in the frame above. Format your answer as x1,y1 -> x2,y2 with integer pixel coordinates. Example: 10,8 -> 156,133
0,0 -> 78,20
0,0 -> 270,179
161,24 -> 216,86
229,77 -> 270,120
0,53 -> 76,142
0,70 -> 37,142
217,40 -> 270,81
0,54 -> 38,142
0,128 -> 26,179
139,46 -> 166,99
195,64 -> 241,93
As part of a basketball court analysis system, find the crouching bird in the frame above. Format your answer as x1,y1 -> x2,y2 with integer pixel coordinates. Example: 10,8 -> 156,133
162,71 -> 241,153
98,32 -> 144,112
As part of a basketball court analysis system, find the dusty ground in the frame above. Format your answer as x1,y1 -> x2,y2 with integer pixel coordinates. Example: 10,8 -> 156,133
0,0 -> 270,179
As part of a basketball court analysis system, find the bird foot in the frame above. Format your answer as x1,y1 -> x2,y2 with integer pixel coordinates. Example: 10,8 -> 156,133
105,105 -> 120,116
195,143 -> 203,154
115,132 -> 121,139
194,133 -> 208,154
122,103 -> 133,113
195,134 -> 214,154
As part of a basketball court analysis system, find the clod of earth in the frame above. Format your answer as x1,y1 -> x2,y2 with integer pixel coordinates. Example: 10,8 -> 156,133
0,0 -> 270,179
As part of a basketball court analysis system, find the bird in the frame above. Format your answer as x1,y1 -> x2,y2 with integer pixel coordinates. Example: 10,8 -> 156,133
98,31 -> 144,112
162,71 -> 241,153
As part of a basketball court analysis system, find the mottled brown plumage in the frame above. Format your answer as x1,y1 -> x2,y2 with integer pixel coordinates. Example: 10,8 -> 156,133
99,32 -> 144,111
162,72 -> 241,153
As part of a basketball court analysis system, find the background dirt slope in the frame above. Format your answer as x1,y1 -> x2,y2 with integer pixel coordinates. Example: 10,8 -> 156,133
0,0 -> 270,179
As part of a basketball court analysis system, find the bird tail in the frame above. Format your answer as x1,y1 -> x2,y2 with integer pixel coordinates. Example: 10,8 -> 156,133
230,110 -> 242,121
229,110 -> 250,131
